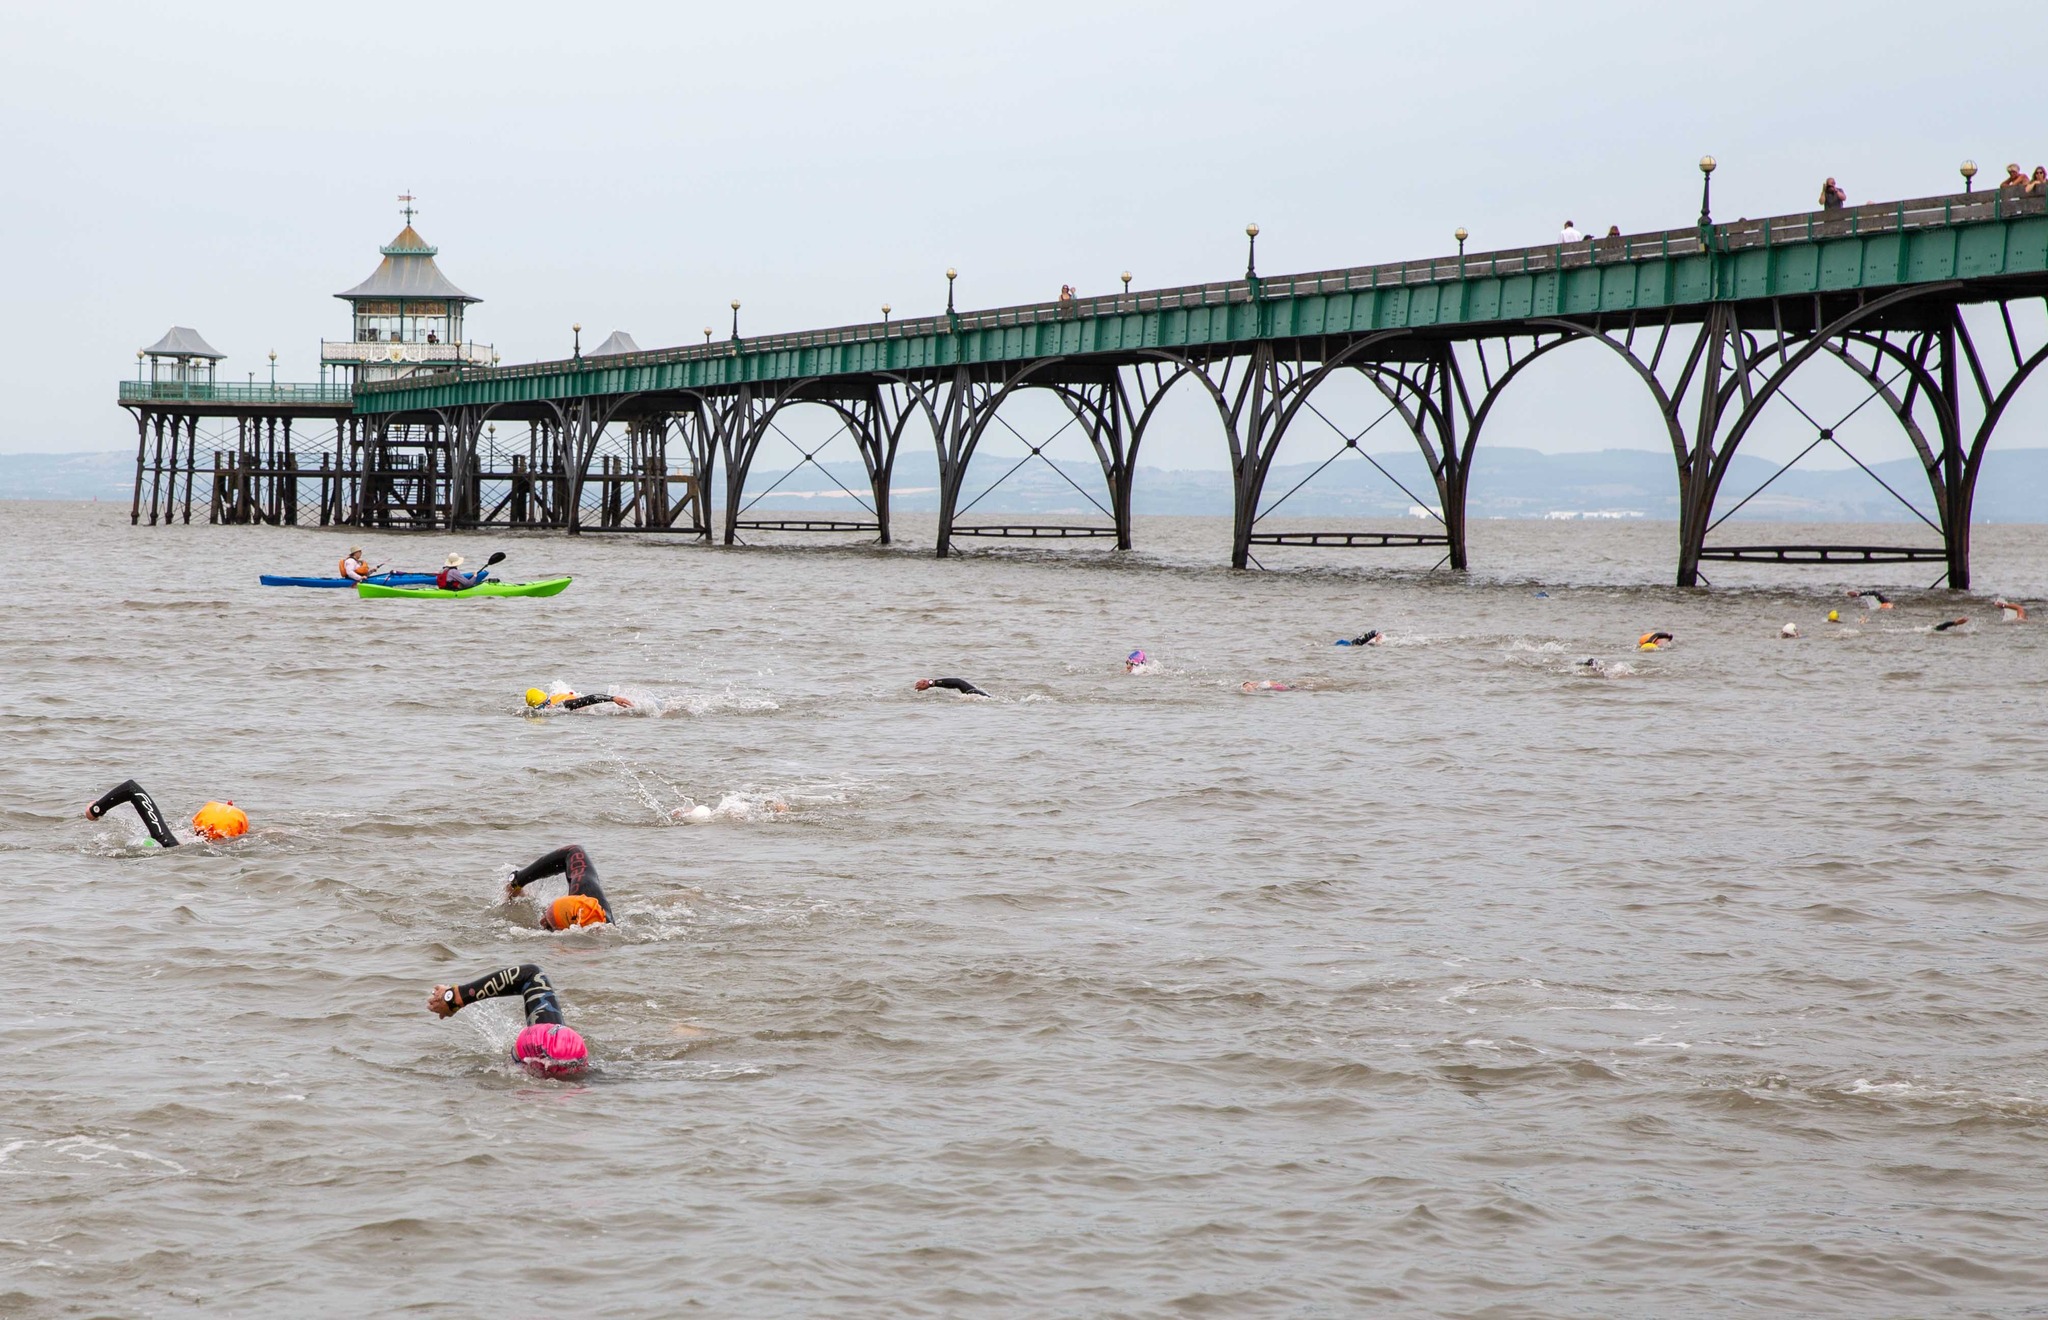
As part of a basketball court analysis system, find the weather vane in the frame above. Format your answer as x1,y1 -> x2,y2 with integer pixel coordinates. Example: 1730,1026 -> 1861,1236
398,192 -> 416,225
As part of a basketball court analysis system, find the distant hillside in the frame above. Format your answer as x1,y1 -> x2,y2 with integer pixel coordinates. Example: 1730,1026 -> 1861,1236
9,446 -> 2048,521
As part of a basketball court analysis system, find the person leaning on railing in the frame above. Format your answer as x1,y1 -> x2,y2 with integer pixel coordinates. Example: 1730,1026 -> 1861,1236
1819,177 -> 1847,210
1999,163 -> 2027,193
2029,167 -> 2047,197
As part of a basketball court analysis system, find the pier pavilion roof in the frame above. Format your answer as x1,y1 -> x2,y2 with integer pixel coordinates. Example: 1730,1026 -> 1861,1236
589,330 -> 641,356
336,225 -> 479,304
143,326 -> 225,359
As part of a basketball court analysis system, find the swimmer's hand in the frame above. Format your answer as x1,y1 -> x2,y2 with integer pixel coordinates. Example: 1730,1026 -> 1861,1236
612,696 -> 634,709
428,986 -> 459,1018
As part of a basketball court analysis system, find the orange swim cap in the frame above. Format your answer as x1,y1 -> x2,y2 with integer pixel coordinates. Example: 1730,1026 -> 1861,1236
549,895 -> 608,930
191,801 -> 249,841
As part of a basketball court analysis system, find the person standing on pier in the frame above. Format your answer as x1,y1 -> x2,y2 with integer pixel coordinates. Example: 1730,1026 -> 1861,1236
1819,178 -> 1847,210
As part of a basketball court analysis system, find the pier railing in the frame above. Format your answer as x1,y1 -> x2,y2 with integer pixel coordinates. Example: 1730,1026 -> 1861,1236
352,187 -> 2047,395
120,381 -> 354,406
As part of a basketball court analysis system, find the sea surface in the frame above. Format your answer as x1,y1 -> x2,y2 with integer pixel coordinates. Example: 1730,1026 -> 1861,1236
5,500 -> 2048,1318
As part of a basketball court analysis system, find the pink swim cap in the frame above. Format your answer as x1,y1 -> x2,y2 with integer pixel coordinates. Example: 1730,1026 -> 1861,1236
513,1023 -> 589,1079
1128,650 -> 1147,664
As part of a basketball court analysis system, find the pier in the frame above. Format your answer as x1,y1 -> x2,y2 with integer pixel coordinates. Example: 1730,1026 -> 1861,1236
124,183 -> 2048,587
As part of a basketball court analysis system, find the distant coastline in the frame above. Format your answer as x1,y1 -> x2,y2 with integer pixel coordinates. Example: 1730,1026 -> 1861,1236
7,445 -> 2047,523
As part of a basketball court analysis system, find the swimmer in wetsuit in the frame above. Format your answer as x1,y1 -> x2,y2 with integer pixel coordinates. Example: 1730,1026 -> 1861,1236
915,677 -> 988,696
524,688 -> 634,714
427,963 -> 589,1078
1933,617 -> 1970,632
504,844 -> 614,929
1336,630 -> 1383,647
1848,589 -> 1894,610
1637,631 -> 1674,651
85,779 -> 247,846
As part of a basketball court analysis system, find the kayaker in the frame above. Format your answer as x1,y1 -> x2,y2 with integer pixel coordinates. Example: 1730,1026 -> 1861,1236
503,844 -> 614,929
435,553 -> 486,591
85,779 -> 248,847
427,964 -> 590,1079
524,688 -> 634,714
339,547 -> 375,582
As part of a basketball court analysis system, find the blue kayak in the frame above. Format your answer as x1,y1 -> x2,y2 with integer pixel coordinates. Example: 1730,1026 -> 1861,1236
260,573 -> 441,589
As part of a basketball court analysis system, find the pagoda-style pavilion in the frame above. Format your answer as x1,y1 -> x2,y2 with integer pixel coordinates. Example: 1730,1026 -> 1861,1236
323,205 -> 493,385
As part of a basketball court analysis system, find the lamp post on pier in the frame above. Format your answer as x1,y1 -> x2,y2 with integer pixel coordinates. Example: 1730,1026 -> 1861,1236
267,350 -> 276,387
1121,270 -> 1131,307
1244,223 -> 1260,282
702,327 -> 712,345
945,268 -> 957,315
1962,160 -> 1978,193
881,303 -> 891,333
135,350 -> 144,385
730,300 -> 741,340
572,323 -> 582,360
1455,227 -> 1468,275
1697,155 -> 1717,232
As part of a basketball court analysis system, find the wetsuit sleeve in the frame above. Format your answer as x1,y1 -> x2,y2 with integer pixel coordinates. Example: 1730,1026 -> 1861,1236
560,694 -> 617,711
449,964 -> 565,1025
86,779 -> 180,848
934,678 -> 987,696
508,845 -> 612,920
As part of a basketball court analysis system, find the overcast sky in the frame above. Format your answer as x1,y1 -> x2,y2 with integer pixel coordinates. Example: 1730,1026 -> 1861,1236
3,0 -> 2042,472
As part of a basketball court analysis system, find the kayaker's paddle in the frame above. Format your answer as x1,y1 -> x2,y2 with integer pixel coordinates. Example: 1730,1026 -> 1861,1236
479,550 -> 507,584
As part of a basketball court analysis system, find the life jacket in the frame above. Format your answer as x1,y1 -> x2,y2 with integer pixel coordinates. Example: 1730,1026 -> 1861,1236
436,567 -> 459,589
340,556 -> 365,580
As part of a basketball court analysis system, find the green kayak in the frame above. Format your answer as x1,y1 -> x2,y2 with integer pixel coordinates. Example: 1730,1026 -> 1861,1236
356,576 -> 573,600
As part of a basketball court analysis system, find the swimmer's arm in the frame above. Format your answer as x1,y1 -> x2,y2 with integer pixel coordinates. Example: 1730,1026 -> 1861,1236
435,964 -> 561,1024
84,779 -> 180,848
505,845 -> 610,918
560,693 -> 627,711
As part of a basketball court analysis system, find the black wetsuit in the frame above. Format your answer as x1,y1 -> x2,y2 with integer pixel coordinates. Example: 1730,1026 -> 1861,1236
87,779 -> 179,847
451,964 -> 565,1026
560,694 -> 620,711
506,845 -> 615,922
925,677 -> 988,696
1934,618 -> 1967,632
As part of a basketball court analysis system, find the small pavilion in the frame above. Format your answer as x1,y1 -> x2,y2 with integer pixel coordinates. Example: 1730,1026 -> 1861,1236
140,326 -> 225,388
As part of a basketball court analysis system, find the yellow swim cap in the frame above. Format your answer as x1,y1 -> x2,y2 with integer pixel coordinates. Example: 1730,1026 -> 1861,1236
1827,610 -> 1840,622
525,688 -> 547,708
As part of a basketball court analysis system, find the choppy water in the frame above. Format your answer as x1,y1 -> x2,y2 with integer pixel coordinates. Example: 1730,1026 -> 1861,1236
5,499 -> 2048,1318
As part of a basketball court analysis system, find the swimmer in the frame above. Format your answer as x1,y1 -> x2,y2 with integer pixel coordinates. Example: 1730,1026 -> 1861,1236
1335,630 -> 1383,646
1827,609 -> 1840,623
523,688 -> 634,714
1124,649 -> 1154,674
503,844 -> 614,929
1637,631 -> 1674,651
84,779 -> 247,847
427,964 -> 589,1079
1780,622 -> 1799,638
1577,657 -> 1607,674
670,793 -> 791,823
1848,589 -> 1894,609
915,677 -> 989,697
1995,597 -> 2028,622
1241,680 -> 1294,693
1933,617 -> 1969,632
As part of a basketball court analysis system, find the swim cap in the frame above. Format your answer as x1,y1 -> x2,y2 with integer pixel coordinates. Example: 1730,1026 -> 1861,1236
513,1023 -> 588,1079
549,895 -> 608,930
1827,610 -> 1840,623
1128,650 -> 1147,665
191,801 -> 249,841
525,688 -> 548,708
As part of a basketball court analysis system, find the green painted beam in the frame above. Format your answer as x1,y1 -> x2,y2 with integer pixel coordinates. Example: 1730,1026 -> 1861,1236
354,193 -> 2048,417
